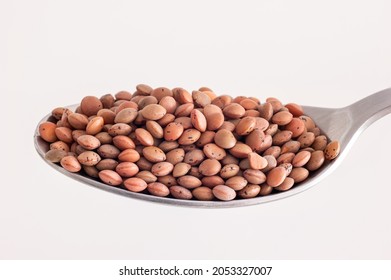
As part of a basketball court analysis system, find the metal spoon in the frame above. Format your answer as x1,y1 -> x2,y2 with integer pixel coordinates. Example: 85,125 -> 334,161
34,88 -> 391,208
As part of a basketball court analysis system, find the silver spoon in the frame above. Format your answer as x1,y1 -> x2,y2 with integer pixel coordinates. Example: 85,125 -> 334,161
34,88 -> 391,208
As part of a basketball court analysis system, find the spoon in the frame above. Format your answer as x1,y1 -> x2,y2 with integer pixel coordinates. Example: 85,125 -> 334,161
34,88 -> 391,208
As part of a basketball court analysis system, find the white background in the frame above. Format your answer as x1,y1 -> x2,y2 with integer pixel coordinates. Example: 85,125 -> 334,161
1,0 -> 390,259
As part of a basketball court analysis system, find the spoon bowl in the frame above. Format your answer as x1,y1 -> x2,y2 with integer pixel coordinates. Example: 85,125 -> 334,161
34,88 -> 391,208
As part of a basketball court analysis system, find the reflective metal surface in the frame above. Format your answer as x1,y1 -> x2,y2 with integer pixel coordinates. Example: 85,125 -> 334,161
34,88 -> 391,208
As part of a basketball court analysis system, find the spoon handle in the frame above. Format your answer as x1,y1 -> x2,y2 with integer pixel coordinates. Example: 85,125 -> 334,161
347,87 -> 391,131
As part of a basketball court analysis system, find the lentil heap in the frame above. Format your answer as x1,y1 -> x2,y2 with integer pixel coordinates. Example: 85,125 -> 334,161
40,85 -> 340,201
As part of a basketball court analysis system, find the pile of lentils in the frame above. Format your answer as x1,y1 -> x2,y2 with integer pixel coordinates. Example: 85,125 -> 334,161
39,85 -> 340,201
